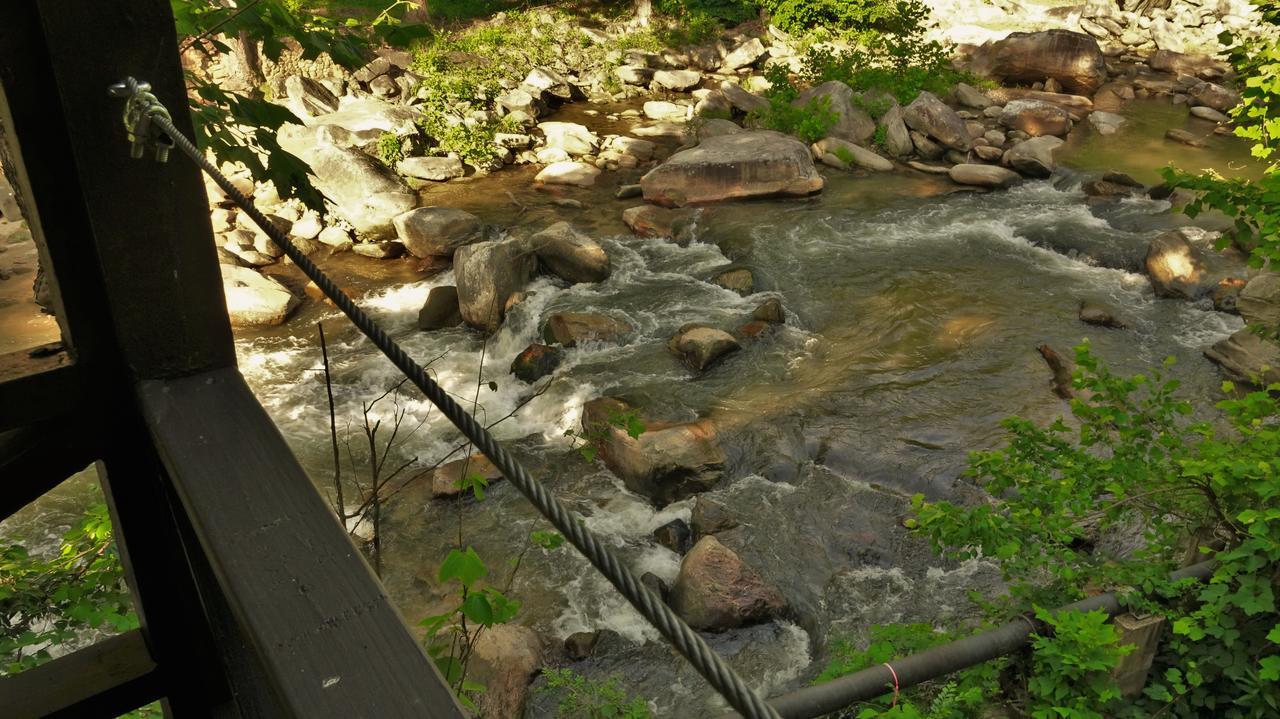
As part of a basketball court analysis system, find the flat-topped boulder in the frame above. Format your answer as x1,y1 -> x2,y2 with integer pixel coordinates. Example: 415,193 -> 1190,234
949,164 -> 1020,188
640,130 -> 823,207
393,207 -> 481,258
969,30 -> 1107,95
220,265 -> 299,327
304,98 -> 421,143
543,312 -> 633,347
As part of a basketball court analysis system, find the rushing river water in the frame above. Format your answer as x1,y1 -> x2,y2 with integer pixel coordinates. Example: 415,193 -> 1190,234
0,98 -> 1261,715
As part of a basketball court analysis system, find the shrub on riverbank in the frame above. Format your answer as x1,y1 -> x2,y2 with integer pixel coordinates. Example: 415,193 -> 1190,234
817,344 -> 1280,717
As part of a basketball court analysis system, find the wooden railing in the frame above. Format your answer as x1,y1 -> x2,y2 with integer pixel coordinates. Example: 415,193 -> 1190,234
0,1 -> 464,716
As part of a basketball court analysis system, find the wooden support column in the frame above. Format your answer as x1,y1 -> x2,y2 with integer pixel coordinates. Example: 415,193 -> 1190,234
1111,613 -> 1167,697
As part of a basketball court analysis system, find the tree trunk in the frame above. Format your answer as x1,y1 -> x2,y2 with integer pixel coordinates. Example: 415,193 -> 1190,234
235,29 -> 265,91
634,0 -> 652,27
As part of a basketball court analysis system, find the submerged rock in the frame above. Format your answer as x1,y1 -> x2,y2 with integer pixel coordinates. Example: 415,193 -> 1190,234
669,325 -> 742,372
752,298 -> 785,324
430,454 -> 504,499
582,397 -> 725,505
510,343 -> 563,383
670,536 -> 787,631
640,131 -> 823,206
712,268 -> 754,295
1078,300 -> 1127,329
622,205 -> 698,243
543,312 -> 633,347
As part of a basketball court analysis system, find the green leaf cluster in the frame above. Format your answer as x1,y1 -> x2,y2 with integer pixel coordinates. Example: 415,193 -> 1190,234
1,505 -> 136,675
908,343 -> 1280,717
540,668 -> 653,719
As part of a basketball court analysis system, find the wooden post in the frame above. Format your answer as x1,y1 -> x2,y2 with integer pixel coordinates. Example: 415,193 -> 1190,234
1111,613 -> 1167,697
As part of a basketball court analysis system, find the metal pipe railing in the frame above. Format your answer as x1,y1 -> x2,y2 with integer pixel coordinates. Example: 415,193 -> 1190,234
723,560 -> 1217,719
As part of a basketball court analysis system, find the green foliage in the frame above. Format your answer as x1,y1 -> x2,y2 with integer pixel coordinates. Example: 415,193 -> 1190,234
813,624 -> 1000,718
871,124 -> 888,150
375,131 -> 409,166
794,4 -> 964,106
1,505 -> 136,674
173,0 -> 431,210
832,145 -> 856,166
761,0 -> 923,36
1027,608 -> 1131,719
654,0 -> 752,45
750,65 -> 839,143
540,668 -> 653,719
908,343 -> 1280,717
565,408 -> 647,464
1165,14 -> 1280,265
420,449 -> 565,709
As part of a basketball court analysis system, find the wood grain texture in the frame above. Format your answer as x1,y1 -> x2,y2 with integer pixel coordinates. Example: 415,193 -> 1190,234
138,368 -> 466,718
0,630 -> 161,718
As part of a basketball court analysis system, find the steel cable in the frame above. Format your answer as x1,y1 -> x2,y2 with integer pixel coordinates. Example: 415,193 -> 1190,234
113,77 -> 781,719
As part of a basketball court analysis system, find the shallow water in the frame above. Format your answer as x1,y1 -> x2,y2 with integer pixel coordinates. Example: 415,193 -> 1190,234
231,108 -> 1248,714
2,98 -> 1257,715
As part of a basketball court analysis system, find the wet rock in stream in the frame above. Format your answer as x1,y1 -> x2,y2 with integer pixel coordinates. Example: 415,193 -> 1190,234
670,536 -> 788,632
582,397 -> 724,506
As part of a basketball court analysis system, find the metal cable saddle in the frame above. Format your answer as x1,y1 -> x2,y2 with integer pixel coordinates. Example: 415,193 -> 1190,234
108,77 -> 175,162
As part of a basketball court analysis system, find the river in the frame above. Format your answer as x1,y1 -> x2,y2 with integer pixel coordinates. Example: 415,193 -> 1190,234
0,98 -> 1260,716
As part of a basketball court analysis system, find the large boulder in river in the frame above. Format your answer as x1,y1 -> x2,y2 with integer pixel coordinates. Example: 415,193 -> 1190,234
999,100 -> 1072,137
1188,81 -> 1241,114
1238,273 -> 1280,330
1145,230 -> 1229,300
454,239 -> 536,332
1204,329 -> 1280,387
880,104 -> 914,157
538,121 -> 599,156
1005,136 -> 1064,178
640,131 -> 823,206
902,92 -> 970,151
622,205 -> 698,244
304,98 -> 421,143
469,624 -> 544,719
794,81 -> 875,144
220,265 -> 299,327
582,398 -> 725,505
393,207 -> 481,258
670,536 -> 787,631
277,140 -> 416,239
949,164 -> 1020,188
527,222 -> 610,284
969,30 -> 1107,95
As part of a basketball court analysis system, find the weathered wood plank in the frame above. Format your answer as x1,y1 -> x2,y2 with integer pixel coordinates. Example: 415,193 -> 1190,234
34,0 -> 236,379
0,345 -> 81,432
0,420 -> 99,521
138,368 -> 466,718
0,629 -> 161,718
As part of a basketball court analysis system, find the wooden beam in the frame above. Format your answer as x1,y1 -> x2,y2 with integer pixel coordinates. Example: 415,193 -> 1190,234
0,344 -> 82,432
0,420 -> 99,521
32,0 -> 236,380
0,630 -> 162,719
138,369 -> 466,718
